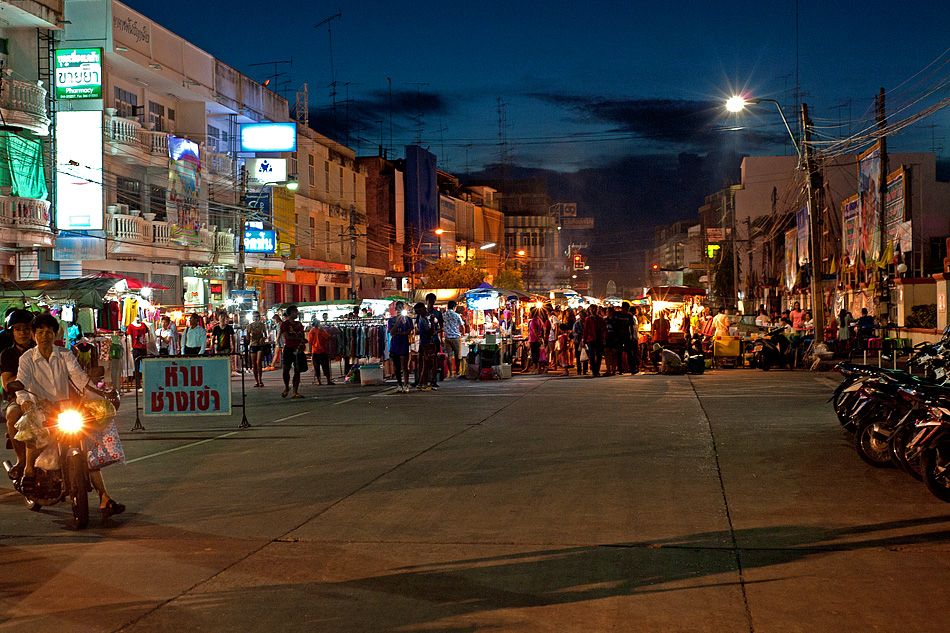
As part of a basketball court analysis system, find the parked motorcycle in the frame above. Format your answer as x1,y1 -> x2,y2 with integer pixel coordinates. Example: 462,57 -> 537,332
751,326 -> 793,371
3,371 -> 117,529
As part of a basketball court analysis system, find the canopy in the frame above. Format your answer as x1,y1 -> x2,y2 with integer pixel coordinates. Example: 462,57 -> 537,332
643,286 -> 707,301
0,277 -> 120,309
463,286 -> 532,300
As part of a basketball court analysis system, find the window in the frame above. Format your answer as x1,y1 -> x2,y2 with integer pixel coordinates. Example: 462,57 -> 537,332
148,101 -> 165,131
116,177 -> 142,209
168,108 -> 176,121
308,154 -> 314,186
522,234 -> 529,246
352,172 -> 357,196
114,87 -> 138,119
309,217 -> 315,228
539,233 -> 545,247
149,185 -> 167,220
531,233 -> 538,246
207,125 -> 220,152
333,287 -> 341,300
319,286 -> 327,301
339,166 -> 344,195
294,213 -> 299,224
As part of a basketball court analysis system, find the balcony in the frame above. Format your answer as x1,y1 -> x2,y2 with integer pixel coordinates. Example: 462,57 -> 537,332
0,76 -> 50,136
0,195 -> 53,247
107,213 -> 236,266
203,149 -> 234,179
104,113 -> 171,170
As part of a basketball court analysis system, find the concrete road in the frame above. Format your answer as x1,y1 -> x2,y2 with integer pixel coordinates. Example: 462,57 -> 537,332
2,368 -> 949,632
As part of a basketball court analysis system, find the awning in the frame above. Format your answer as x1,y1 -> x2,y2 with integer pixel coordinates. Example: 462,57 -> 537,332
0,277 -> 120,309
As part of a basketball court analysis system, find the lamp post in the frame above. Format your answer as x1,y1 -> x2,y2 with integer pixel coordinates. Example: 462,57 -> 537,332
727,95 -> 824,340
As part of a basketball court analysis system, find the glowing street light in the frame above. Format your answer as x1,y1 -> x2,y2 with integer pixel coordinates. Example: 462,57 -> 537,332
434,228 -> 445,235
726,95 -> 800,159
479,242 -> 496,250
517,250 -> 526,256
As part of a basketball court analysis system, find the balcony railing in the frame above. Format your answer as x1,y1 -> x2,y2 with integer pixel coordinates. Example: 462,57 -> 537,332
215,231 -> 236,253
110,213 -> 151,242
143,130 -> 168,155
0,195 -> 51,230
204,150 -> 234,176
105,114 -> 172,156
0,77 -> 47,118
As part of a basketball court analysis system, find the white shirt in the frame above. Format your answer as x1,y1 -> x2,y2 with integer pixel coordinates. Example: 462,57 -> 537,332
16,346 -> 90,405
548,315 -> 559,341
182,326 -> 207,354
157,323 -> 179,354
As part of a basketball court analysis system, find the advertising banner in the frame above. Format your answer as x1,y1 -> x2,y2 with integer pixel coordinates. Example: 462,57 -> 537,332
785,228 -> 798,290
167,136 -> 201,246
52,235 -> 106,261
245,190 -> 272,224
885,167 -> 906,252
142,356 -> 232,417
796,206 -> 810,266
244,229 -> 276,253
842,195 -> 860,265
56,110 -> 103,231
858,142 -> 882,261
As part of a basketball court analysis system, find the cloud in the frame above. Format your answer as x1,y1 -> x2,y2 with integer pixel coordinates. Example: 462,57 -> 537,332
308,88 -> 453,145
528,93 -> 786,151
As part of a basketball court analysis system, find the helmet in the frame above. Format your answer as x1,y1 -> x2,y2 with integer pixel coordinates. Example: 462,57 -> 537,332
5,309 -> 33,329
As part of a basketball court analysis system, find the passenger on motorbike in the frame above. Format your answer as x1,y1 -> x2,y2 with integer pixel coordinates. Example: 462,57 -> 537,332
2,309 -> 35,481
15,313 -> 125,518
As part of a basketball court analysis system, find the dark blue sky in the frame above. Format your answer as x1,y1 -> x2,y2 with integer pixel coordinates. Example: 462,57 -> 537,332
123,0 -> 950,173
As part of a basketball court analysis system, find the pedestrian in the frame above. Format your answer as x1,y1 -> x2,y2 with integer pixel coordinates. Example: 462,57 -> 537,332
583,305 -> 607,377
211,311 -> 235,355
181,313 -> 206,356
246,311 -> 267,387
546,304 -> 559,373
388,301 -> 413,392
307,320 -> 334,386
270,313 -> 283,369
615,301 -> 638,374
573,308 -> 588,375
604,306 -> 619,376
156,314 -> 178,356
279,305 -> 306,398
711,307 -> 731,337
414,302 -> 437,390
126,315 -> 151,390
443,299 -> 465,378
557,323 -> 571,376
425,293 -> 444,387
521,307 -> 545,374
653,310 -> 671,346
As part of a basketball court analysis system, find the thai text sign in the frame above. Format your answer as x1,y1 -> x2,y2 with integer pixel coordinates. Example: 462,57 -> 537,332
142,357 -> 232,417
55,48 -> 102,99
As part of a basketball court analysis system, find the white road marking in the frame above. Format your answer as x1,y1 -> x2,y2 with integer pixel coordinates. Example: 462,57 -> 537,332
332,396 -> 360,406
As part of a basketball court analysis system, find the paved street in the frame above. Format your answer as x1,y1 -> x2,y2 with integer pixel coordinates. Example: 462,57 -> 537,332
2,368 -> 950,632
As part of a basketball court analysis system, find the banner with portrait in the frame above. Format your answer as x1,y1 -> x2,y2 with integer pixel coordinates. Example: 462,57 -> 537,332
167,135 -> 202,246
858,142 -> 882,261
785,228 -> 798,290
796,206 -> 810,266
885,167 -> 906,253
842,194 -> 860,266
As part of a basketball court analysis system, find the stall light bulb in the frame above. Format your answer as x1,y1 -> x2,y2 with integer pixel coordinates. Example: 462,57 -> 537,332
401,310 -> 408,316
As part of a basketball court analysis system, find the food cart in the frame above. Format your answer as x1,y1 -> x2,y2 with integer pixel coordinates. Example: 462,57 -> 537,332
639,286 -> 707,354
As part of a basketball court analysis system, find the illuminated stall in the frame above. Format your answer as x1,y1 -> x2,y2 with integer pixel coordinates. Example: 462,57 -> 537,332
640,286 -> 707,342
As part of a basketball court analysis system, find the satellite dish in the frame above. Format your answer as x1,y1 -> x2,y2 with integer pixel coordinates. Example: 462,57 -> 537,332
606,280 -> 617,296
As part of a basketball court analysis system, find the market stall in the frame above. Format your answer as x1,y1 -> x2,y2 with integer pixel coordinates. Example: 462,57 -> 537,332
638,286 -> 707,354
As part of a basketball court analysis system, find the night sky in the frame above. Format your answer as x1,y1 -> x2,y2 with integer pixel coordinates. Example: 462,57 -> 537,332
122,0 -> 950,290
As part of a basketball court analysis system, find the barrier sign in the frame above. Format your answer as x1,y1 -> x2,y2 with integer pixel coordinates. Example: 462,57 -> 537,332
142,357 -> 232,416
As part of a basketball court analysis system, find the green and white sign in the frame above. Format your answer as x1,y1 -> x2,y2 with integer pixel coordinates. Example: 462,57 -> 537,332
54,48 -> 102,99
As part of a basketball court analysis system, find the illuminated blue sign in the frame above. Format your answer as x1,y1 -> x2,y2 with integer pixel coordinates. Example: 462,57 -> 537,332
244,229 -> 276,253
240,122 -> 297,152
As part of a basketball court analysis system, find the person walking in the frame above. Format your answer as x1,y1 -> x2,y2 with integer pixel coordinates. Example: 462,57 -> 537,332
424,293 -> 444,387
279,305 -> 306,398
573,308 -> 588,375
443,300 -> 465,378
521,307 -> 545,374
269,313 -> 283,370
545,305 -> 559,373
246,311 -> 267,387
615,301 -> 638,375
414,302 -> 437,390
388,301 -> 413,393
604,307 -> 619,376
583,305 -> 607,377
307,321 -> 334,386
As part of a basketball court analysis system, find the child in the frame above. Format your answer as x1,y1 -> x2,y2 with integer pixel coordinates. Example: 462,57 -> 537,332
557,323 -> 571,376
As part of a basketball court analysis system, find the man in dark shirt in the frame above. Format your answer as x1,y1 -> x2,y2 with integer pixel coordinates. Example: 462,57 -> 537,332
211,311 -> 235,354
1,309 -> 35,480
615,302 -> 639,375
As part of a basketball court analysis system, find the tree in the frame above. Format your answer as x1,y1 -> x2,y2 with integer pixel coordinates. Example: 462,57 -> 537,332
421,258 -> 487,289
494,265 -> 525,291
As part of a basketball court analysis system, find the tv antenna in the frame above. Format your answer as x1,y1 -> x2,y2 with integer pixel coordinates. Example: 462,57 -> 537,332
315,10 -> 342,136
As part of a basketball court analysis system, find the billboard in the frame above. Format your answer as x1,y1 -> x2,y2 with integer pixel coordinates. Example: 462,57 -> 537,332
245,190 -> 272,224
785,228 -> 798,290
796,206 -> 810,266
240,122 -> 297,152
885,167 -> 906,253
167,135 -> 201,245
246,158 -> 287,185
858,142 -> 882,261
244,229 -> 276,253
52,234 -> 106,261
405,145 -> 438,259
842,194 -> 860,266
56,110 -> 103,231
54,48 -> 102,99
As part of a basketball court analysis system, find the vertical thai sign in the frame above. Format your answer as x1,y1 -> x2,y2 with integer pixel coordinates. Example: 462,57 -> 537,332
842,195 -> 860,266
167,136 -> 201,245
858,142 -> 882,261
785,228 -> 798,290
884,167 -> 905,253
796,206 -> 810,266
142,357 -> 232,416
54,48 -> 102,99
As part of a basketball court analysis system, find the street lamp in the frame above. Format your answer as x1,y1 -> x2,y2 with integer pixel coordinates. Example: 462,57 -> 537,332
726,96 -> 801,160
479,242 -> 496,250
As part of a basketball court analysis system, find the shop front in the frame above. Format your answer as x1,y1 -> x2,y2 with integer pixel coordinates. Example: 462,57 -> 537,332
182,265 -> 233,312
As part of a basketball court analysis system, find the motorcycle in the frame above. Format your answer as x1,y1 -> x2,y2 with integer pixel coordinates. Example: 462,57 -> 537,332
3,370 -> 117,529
751,326 -> 793,371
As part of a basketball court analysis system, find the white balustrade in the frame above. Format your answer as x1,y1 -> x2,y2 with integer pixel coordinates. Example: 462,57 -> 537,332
215,231 -> 236,252
0,196 -> 52,230
142,130 -> 169,155
108,115 -> 141,145
0,77 -> 47,118
152,221 -> 171,244
110,213 -> 150,242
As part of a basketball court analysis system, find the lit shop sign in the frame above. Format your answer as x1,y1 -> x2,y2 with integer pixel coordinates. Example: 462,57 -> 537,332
246,158 -> 286,184
244,229 -> 277,253
240,122 -> 297,152
54,48 -> 102,99
56,110 -> 103,230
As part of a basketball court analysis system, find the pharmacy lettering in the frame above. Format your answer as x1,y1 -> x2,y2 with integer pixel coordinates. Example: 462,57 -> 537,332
142,357 -> 232,416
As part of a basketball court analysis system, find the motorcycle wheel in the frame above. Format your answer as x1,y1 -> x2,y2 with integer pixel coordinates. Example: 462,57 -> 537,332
834,391 -> 859,431
854,419 -> 893,468
892,426 -> 924,481
67,453 -> 89,530
921,443 -> 950,503
26,497 -> 40,511
759,354 -> 771,371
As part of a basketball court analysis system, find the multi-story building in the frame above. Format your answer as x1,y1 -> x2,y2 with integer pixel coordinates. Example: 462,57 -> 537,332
0,0 -> 61,281
55,0 -> 287,309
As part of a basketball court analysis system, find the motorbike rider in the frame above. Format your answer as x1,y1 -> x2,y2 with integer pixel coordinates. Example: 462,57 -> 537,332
1,309 -> 35,481
15,313 -> 125,518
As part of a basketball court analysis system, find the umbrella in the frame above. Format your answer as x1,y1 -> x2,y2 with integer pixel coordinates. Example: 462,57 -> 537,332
382,294 -> 410,303
84,272 -> 170,291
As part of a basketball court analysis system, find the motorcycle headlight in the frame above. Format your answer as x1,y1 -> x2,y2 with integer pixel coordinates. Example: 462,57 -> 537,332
57,410 -> 84,433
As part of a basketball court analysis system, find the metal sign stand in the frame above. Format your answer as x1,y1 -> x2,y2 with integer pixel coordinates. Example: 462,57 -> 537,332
129,352 -> 250,432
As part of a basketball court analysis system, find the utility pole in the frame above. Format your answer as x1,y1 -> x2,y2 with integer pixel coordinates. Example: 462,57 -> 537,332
348,204 -> 358,300
802,103 -> 825,340
731,188 -> 739,310
876,87 -> 890,322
